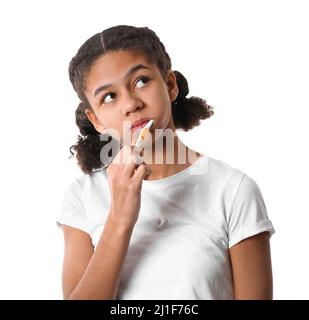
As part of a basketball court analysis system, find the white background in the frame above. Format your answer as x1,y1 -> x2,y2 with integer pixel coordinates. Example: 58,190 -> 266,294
0,0 -> 308,299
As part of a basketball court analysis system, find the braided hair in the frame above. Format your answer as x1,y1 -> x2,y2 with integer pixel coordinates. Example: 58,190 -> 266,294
68,25 -> 214,174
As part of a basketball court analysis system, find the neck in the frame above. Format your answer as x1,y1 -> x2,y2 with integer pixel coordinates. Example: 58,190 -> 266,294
141,131 -> 202,181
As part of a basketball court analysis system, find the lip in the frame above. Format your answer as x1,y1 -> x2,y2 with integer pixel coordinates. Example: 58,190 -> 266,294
131,118 -> 152,130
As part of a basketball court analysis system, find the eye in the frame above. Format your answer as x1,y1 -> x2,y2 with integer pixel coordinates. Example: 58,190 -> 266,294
101,92 -> 116,105
100,76 -> 150,105
135,76 -> 150,88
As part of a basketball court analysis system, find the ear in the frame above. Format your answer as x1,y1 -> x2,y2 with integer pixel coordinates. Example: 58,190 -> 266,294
166,70 -> 179,103
85,108 -> 107,134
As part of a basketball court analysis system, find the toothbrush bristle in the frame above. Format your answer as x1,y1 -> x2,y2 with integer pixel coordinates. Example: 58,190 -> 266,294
141,128 -> 149,140
134,119 -> 154,147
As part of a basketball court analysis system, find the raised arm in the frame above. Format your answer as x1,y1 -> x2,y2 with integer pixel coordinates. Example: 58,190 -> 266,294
61,214 -> 134,300
60,145 -> 152,299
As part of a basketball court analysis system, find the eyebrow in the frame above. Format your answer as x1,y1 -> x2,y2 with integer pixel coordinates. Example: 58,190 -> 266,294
94,64 -> 151,97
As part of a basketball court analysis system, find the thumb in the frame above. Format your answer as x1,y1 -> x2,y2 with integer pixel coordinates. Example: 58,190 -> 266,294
143,168 -> 152,180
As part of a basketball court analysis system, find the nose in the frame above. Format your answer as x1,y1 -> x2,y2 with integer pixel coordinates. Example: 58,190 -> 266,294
121,92 -> 144,117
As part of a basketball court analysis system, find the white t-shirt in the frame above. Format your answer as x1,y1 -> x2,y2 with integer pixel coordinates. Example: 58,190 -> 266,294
56,155 -> 275,300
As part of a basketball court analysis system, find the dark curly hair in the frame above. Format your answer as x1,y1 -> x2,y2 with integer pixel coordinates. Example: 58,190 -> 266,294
68,25 -> 214,174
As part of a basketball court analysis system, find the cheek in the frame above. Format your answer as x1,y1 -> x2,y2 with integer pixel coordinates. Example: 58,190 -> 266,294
155,94 -> 173,124
92,110 -> 120,137
147,86 -> 171,115
148,83 -> 170,103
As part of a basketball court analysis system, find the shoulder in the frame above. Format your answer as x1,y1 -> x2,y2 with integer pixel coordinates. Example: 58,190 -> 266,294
206,156 -> 263,211
207,156 -> 263,194
58,168 -> 109,236
60,167 -> 109,217
66,167 -> 108,193
206,155 -> 246,189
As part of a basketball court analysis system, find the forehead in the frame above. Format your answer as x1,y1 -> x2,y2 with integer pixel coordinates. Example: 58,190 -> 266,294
85,50 -> 157,94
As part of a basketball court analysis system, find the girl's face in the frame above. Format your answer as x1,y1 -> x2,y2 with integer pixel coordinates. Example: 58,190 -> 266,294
84,49 -> 179,146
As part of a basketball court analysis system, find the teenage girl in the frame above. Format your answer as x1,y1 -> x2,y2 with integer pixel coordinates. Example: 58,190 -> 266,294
57,25 -> 275,300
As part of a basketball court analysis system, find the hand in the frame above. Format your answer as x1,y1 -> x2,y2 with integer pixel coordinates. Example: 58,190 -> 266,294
106,145 -> 152,227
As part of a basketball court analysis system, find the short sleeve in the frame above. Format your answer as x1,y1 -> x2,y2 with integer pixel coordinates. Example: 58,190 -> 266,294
56,180 -> 90,235
228,174 -> 275,248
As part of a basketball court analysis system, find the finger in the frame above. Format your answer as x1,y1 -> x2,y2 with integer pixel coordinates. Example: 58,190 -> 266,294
111,144 -> 133,167
118,145 -> 145,176
131,144 -> 143,155
119,145 -> 142,164
132,164 -> 152,182
128,153 -> 146,177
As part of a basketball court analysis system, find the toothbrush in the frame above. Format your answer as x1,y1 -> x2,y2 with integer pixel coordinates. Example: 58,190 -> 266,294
102,119 -> 154,170
134,119 -> 154,149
